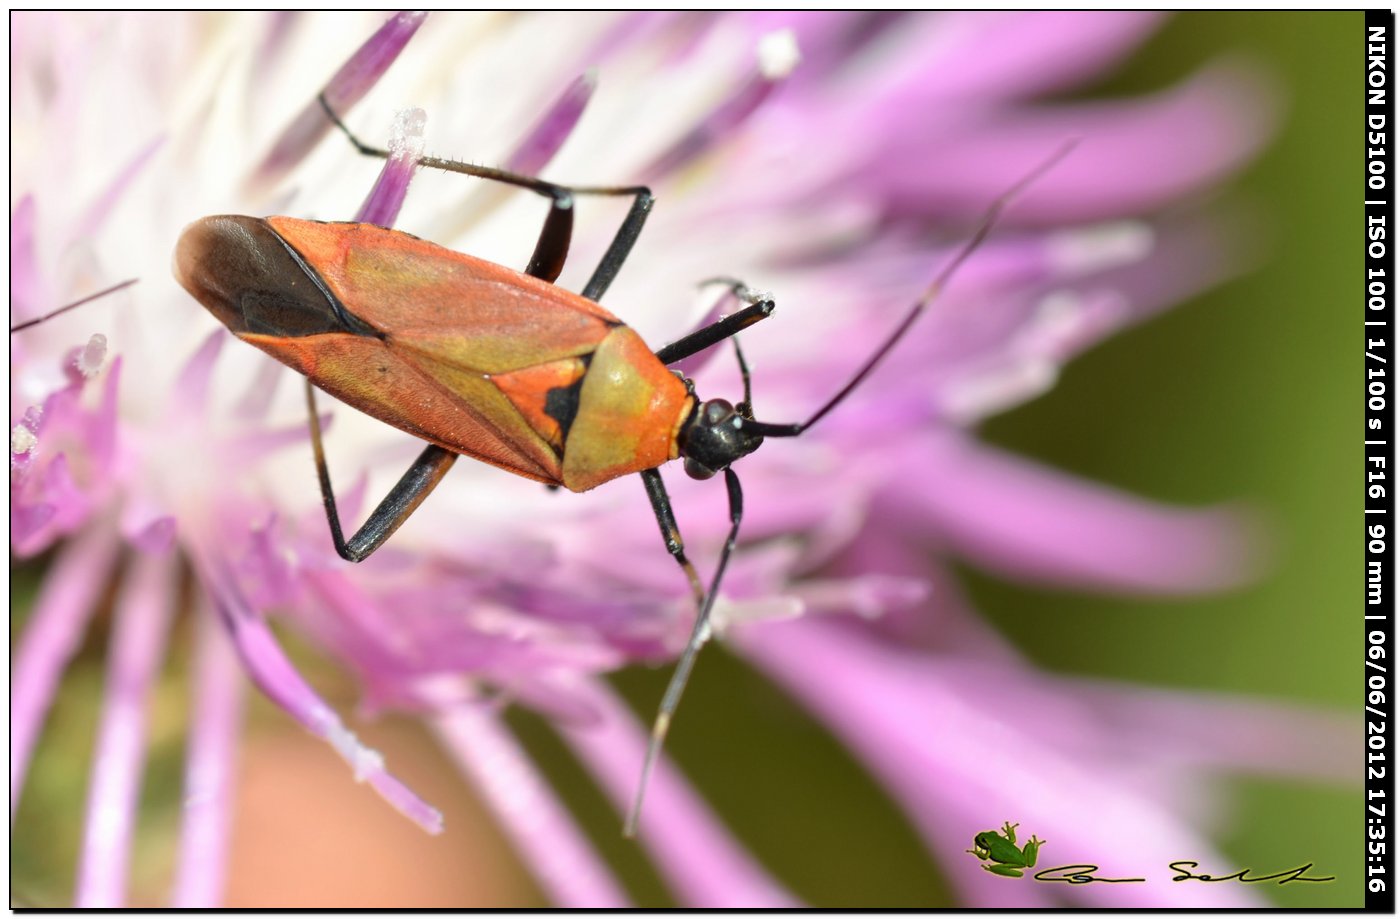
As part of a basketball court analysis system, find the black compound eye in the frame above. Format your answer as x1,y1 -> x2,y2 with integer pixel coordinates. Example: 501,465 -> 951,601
684,457 -> 717,480
702,399 -> 734,426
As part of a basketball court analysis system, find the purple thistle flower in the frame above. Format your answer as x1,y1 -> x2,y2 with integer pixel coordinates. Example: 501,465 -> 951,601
11,11 -> 1352,908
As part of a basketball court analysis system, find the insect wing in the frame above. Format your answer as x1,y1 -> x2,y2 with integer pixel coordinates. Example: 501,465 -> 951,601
255,218 -> 628,482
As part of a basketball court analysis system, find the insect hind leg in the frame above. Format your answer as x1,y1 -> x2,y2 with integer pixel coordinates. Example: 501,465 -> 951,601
305,380 -> 457,562
320,94 -> 652,300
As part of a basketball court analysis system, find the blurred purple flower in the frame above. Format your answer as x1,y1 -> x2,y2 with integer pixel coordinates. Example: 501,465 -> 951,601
10,11 -> 1351,908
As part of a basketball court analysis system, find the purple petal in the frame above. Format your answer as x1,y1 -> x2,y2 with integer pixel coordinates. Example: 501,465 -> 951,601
871,12 -> 1164,105
72,135 -> 164,240
791,573 -> 929,620
11,351 -> 123,556
170,606 -> 245,907
88,353 -> 121,468
355,107 -> 425,226
196,551 -> 443,834
228,412 -> 332,463
576,12 -> 703,72
12,453 -> 88,557
431,697 -> 631,908
642,30 -> 799,182
11,524 -> 123,810
75,550 -> 178,908
119,493 -> 176,555
896,432 -> 1261,593
252,11 -> 428,186
506,71 -> 596,176
741,619 -> 1263,907
877,65 -> 1276,222
11,195 -> 41,323
559,679 -> 799,908
322,12 -> 429,112
256,11 -> 299,70
236,514 -> 302,610
1069,679 -> 1358,785
171,332 -> 225,416
735,12 -> 886,82
232,356 -> 285,420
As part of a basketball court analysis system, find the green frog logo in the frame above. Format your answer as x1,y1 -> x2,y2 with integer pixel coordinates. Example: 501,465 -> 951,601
966,822 -> 1044,878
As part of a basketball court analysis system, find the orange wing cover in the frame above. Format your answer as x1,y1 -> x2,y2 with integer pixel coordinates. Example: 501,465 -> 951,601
240,218 -> 689,490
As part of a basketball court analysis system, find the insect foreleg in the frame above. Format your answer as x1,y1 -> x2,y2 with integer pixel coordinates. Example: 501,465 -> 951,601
625,466 -> 744,837
640,468 -> 707,608
305,381 -> 458,562
652,298 -> 775,366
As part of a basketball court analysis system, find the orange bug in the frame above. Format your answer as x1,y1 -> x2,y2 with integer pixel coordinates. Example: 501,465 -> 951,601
173,96 -> 1073,834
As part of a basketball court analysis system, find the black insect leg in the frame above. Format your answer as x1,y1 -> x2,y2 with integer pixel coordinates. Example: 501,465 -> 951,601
304,381 -> 457,563
640,468 -> 707,608
653,280 -> 775,366
625,466 -> 743,837
525,191 -> 574,284
320,94 -> 652,301
732,336 -> 754,416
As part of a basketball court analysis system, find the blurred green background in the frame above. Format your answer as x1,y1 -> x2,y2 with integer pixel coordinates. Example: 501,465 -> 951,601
12,11 -> 1360,908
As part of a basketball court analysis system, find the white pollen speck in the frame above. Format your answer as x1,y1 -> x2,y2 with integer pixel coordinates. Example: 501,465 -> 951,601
389,107 -> 427,160
11,425 -> 38,456
758,28 -> 801,80
75,333 -> 107,377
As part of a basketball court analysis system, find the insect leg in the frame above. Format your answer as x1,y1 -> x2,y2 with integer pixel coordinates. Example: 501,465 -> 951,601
732,337 -> 754,414
524,191 -> 574,284
305,381 -> 457,562
640,468 -> 707,608
320,94 -> 652,300
653,298 -> 775,365
625,466 -> 743,837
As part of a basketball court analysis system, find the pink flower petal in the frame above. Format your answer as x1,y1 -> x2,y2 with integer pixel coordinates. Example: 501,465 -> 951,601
506,71 -> 596,176
898,432 -> 1261,593
11,194 -> 42,323
741,618 -> 1264,907
252,11 -> 428,187
355,107 -> 424,226
11,524 -> 123,810
195,550 -> 443,834
559,679 -> 799,908
75,550 -> 179,907
873,12 -> 1164,105
170,606 -> 246,907
171,332 -> 225,416
877,65 -> 1276,222
72,134 -> 164,240
642,41 -> 793,182
431,695 -> 631,908
1068,678 -> 1359,785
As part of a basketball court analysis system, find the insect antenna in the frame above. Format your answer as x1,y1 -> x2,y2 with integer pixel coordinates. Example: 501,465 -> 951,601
625,142 -> 1077,835
742,139 -> 1079,439
10,279 -> 139,333
625,465 -> 744,838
